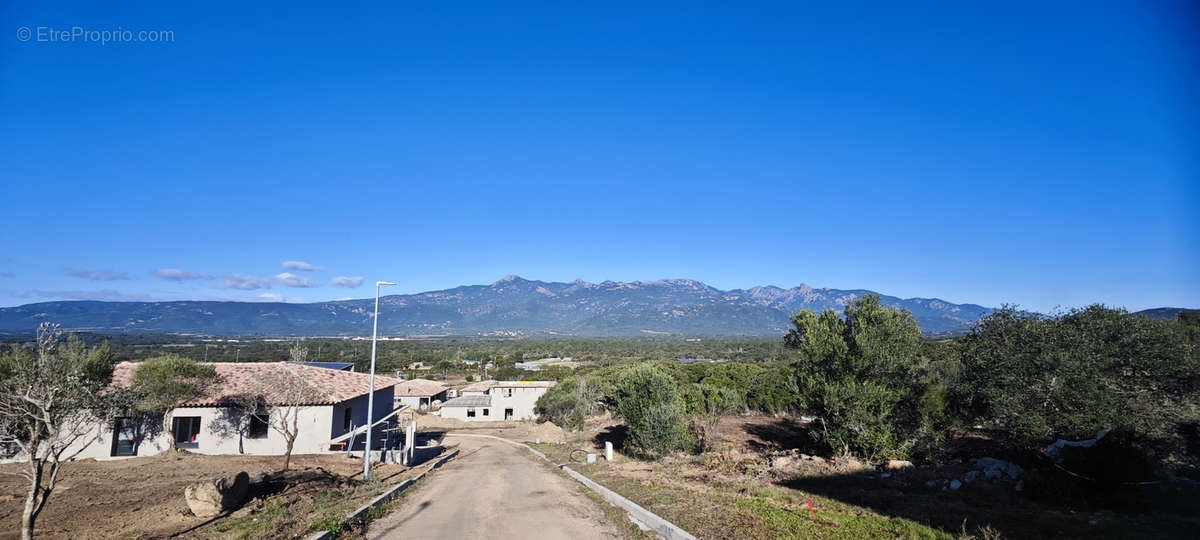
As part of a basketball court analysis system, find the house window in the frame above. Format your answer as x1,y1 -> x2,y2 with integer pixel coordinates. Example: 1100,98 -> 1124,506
248,410 -> 269,439
467,408 -> 476,418
483,408 -> 489,416
110,417 -> 139,457
343,407 -> 353,430
172,416 -> 201,448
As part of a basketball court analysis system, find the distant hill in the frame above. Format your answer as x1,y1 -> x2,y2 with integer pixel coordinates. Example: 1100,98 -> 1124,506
0,276 -> 998,337
1135,307 -> 1200,320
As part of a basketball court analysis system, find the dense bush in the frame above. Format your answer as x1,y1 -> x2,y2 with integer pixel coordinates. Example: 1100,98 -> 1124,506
786,295 -> 927,461
612,363 -> 693,456
955,306 -> 1200,471
535,375 -> 609,429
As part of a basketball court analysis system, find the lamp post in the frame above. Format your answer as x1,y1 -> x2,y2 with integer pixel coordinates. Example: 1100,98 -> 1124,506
363,280 -> 396,480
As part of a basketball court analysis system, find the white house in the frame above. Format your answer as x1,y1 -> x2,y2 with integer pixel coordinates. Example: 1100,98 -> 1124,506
439,380 -> 555,421
393,379 -> 448,411
70,362 -> 400,460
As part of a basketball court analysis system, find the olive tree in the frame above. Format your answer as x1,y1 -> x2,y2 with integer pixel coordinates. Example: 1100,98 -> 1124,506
131,354 -> 218,451
786,294 -> 925,461
0,323 -> 118,540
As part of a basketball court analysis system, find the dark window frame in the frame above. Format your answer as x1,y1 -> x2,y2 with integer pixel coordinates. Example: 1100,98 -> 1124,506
343,407 -> 353,430
172,416 -> 201,448
247,409 -> 269,439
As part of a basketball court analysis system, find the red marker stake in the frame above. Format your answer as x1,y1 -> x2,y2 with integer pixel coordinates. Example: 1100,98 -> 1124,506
806,497 -> 816,521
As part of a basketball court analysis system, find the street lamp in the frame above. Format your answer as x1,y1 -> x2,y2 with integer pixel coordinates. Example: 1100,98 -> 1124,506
363,280 -> 396,480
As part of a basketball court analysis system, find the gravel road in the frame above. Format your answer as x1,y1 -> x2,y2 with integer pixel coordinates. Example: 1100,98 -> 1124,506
368,434 -> 624,540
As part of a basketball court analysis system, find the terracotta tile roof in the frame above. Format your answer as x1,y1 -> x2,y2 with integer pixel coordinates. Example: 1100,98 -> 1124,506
110,361 -> 401,407
394,379 -> 448,397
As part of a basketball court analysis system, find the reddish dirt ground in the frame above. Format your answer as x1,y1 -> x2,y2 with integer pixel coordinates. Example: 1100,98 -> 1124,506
0,452 -> 411,540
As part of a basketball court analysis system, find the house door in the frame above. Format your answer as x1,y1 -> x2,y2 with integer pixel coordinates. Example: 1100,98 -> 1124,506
110,418 -> 139,457
504,408 -> 514,420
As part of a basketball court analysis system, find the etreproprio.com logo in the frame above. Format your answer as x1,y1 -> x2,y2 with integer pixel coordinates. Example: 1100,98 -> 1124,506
16,26 -> 174,44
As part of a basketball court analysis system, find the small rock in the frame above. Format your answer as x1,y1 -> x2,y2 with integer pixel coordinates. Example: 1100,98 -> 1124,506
886,460 -> 914,471
880,473 -> 892,479
949,480 -> 962,490
971,457 -> 1024,480
1015,480 -> 1025,492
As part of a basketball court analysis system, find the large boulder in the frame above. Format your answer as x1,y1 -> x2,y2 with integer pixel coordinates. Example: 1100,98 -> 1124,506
184,472 -> 250,518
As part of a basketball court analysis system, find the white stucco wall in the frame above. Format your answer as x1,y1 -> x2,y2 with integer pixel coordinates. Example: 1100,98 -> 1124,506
441,385 -> 550,422
396,390 -> 447,411
67,387 -> 395,460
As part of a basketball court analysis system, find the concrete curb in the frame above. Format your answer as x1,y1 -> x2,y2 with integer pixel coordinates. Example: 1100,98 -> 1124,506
444,432 -> 696,540
559,465 -> 697,540
305,447 -> 460,540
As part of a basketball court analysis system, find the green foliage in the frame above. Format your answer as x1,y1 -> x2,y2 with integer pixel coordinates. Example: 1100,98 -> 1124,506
956,305 -> 1200,469
131,354 -> 219,414
613,363 -> 693,456
787,295 -> 926,461
0,324 -> 120,539
745,364 -> 800,413
131,354 -> 219,450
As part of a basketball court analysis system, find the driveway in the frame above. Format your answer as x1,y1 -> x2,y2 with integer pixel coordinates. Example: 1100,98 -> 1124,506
368,434 -> 623,540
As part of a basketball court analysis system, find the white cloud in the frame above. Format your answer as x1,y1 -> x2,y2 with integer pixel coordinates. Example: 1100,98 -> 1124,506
258,293 -> 284,302
275,272 -> 319,288
12,289 -> 154,302
282,260 -> 323,272
152,268 -> 215,281
331,276 -> 364,288
66,268 -> 129,281
218,275 -> 272,290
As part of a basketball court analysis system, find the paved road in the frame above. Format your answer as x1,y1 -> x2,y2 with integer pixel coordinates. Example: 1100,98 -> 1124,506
368,434 -> 623,540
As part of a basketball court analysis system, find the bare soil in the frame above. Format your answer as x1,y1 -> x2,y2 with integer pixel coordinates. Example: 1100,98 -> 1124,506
0,452 -> 415,539
562,414 -> 1200,539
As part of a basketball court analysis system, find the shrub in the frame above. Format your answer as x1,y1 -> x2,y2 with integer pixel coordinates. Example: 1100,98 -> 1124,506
535,379 -> 590,429
745,363 -> 800,413
955,305 -> 1200,471
535,374 -> 612,429
613,363 -> 692,456
786,295 -> 924,460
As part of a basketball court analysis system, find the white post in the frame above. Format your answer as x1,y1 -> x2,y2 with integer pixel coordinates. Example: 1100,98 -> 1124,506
605,441 -> 613,461
408,420 -> 416,462
363,280 -> 395,480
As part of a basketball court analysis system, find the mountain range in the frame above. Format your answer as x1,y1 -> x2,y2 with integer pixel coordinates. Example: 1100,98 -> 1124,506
0,276 -> 999,337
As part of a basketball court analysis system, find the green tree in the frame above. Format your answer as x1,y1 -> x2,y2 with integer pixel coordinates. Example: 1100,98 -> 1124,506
956,305 -> 1199,468
787,295 -> 925,461
613,363 -> 692,456
131,355 -> 218,451
0,324 -> 118,540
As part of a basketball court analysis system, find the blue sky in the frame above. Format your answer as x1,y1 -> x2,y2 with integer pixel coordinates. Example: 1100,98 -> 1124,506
1,2 -> 1196,313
